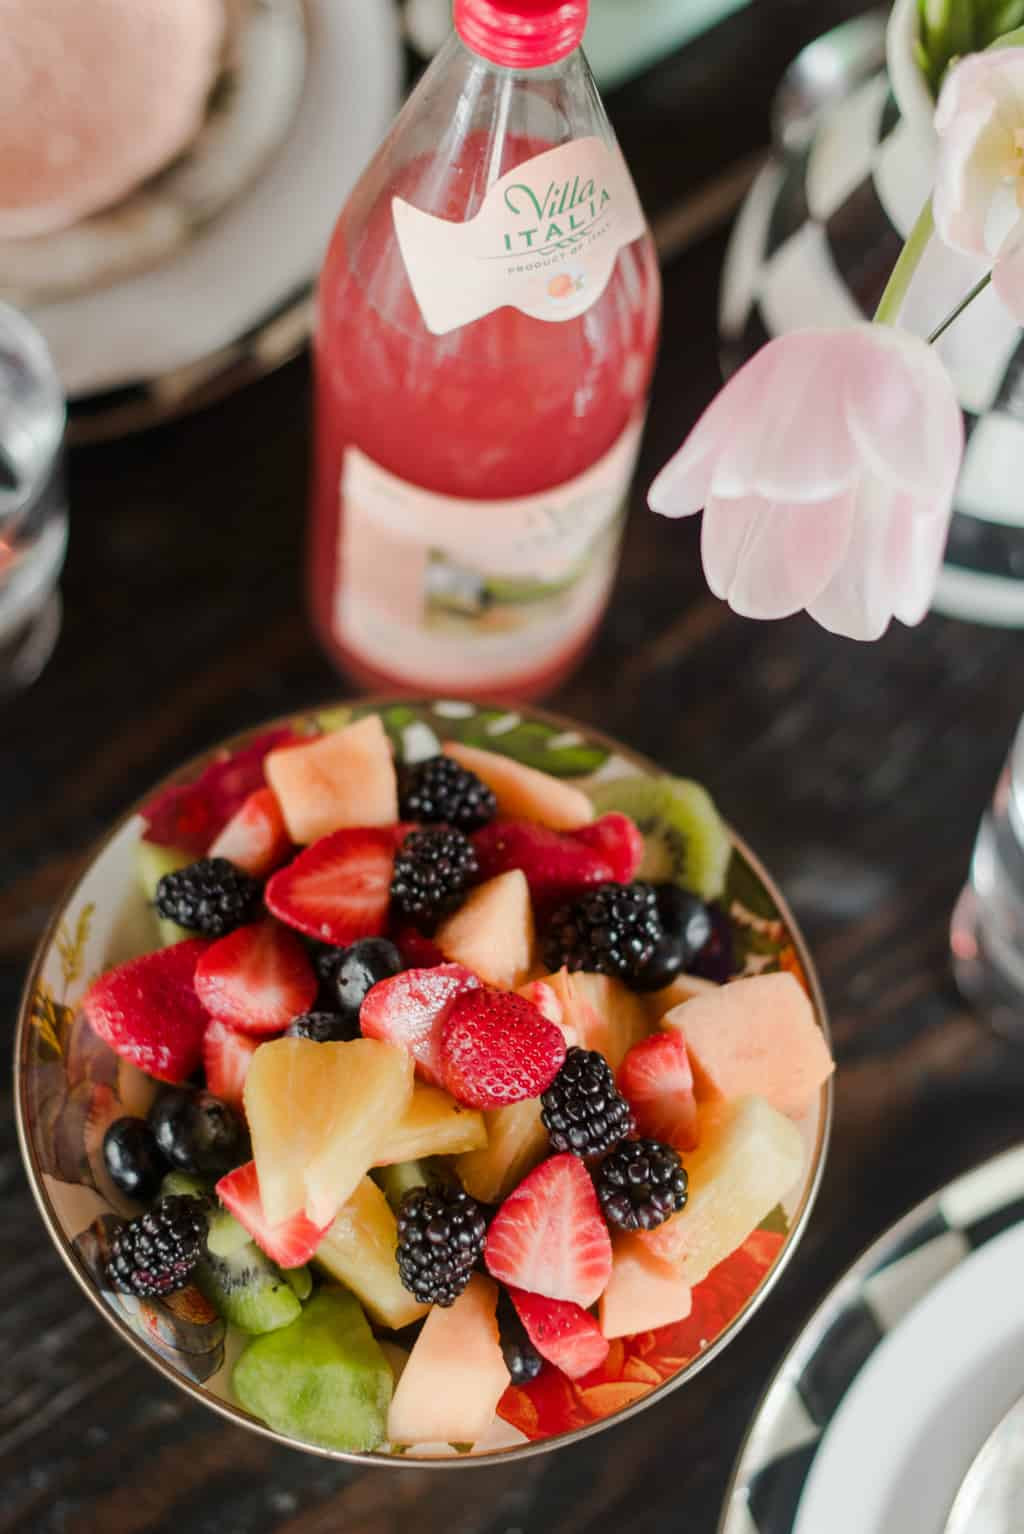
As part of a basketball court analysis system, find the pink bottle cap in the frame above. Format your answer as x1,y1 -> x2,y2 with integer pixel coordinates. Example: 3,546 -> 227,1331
454,0 -> 588,69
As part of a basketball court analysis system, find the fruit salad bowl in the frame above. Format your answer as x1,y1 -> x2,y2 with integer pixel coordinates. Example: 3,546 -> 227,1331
15,698 -> 832,1466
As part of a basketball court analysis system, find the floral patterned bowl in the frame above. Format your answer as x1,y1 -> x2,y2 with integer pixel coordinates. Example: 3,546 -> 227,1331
14,699 -> 832,1465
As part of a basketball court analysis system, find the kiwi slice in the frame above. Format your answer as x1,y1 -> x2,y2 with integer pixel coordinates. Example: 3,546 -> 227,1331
196,1246 -> 302,1336
372,1159 -> 443,1214
160,1171 -> 253,1261
137,839 -> 194,946
159,1171 -> 301,1334
283,1265 -> 313,1302
590,776 -> 732,901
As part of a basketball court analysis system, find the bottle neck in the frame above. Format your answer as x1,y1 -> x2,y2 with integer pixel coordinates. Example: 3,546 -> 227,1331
453,0 -> 587,70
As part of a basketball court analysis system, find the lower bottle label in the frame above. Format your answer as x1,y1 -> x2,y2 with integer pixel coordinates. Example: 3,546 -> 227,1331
332,417 -> 644,689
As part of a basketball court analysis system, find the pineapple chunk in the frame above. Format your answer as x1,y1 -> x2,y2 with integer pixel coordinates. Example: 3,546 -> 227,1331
436,870 -> 535,988
316,1177 -> 429,1331
639,1096 -> 804,1286
244,1037 -> 414,1227
373,1084 -> 486,1166
457,1097 -> 548,1204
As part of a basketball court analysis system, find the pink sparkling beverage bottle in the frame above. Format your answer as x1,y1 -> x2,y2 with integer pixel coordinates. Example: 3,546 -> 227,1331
310,0 -> 661,699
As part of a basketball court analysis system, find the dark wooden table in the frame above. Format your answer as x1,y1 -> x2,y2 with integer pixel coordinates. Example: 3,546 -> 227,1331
4,2 -> 1024,1529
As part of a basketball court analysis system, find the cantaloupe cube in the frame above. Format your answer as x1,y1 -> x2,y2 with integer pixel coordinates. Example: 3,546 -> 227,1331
436,870 -> 534,988
663,972 -> 833,1119
444,742 -> 594,831
372,1084 -> 487,1165
387,1273 -> 510,1446
600,1235 -> 693,1339
645,972 -> 721,1023
457,1097 -> 548,1203
265,714 -> 398,844
315,1177 -> 429,1331
639,1096 -> 803,1286
545,969 -> 650,1069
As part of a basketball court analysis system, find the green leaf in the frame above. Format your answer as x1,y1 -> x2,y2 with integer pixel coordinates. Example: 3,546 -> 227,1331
724,855 -> 778,923
441,709 -> 608,778
30,981 -> 71,1057
313,705 -> 352,733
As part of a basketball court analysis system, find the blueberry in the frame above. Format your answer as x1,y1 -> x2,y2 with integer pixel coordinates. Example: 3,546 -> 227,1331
687,903 -> 736,983
633,931 -> 686,992
148,1089 -> 246,1177
334,938 -> 403,1020
310,944 -> 346,985
286,1010 -> 359,1043
655,886 -> 713,964
103,1117 -> 168,1200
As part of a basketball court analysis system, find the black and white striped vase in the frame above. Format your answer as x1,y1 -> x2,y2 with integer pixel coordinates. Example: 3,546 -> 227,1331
720,0 -> 1024,627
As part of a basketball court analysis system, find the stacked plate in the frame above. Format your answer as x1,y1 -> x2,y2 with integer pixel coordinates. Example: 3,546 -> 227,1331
721,1145 -> 1024,1534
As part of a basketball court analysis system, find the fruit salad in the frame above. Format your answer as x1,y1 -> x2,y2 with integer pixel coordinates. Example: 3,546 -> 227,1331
80,711 -> 834,1454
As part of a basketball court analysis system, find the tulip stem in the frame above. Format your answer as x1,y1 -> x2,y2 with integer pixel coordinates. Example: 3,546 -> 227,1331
927,272 -> 993,344
874,201 -> 936,327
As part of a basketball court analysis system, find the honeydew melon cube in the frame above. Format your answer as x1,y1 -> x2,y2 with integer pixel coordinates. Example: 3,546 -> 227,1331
638,1096 -> 803,1287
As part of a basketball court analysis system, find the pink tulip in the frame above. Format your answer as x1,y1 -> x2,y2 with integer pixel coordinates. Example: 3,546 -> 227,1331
933,48 -> 1024,321
648,327 -> 963,640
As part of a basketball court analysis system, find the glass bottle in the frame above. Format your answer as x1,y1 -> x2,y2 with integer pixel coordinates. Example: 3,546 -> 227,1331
309,0 -> 661,699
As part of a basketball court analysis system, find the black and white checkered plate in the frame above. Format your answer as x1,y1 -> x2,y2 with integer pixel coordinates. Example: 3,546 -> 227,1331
718,1143 -> 1024,1534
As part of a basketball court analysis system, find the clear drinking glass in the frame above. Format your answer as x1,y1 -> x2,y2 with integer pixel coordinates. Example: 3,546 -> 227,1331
0,302 -> 67,695
951,720 -> 1024,1037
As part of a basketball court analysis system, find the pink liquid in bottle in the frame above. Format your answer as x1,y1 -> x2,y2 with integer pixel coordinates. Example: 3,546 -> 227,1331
309,2 -> 661,699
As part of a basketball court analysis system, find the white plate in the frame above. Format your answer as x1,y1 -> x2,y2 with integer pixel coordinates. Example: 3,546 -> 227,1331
30,0 -> 401,404
720,1143 -> 1024,1534
795,1222 -> 1024,1534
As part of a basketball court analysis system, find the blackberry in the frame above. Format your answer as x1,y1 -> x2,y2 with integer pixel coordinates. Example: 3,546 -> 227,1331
497,1294 -> 543,1384
543,881 -> 678,992
395,1183 -> 487,1306
399,755 -> 497,832
107,1194 -> 207,1298
540,1047 -> 634,1157
154,857 -> 261,937
390,828 -> 478,927
595,1139 -> 688,1232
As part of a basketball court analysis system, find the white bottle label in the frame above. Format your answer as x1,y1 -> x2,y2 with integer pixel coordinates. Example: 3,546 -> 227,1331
392,137 -> 647,336
333,417 -> 645,689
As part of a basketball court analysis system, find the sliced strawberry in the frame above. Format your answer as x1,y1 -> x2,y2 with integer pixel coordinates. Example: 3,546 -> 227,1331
194,921 -> 316,1036
440,989 -> 566,1109
360,963 -> 480,1085
265,827 -> 399,946
485,1153 -> 612,1307
391,923 -> 445,970
208,787 -> 292,877
141,728 -> 304,855
202,1020 -> 261,1114
216,1160 -> 328,1267
508,1288 -> 610,1380
518,979 -> 563,1029
571,813 -> 645,884
82,939 -> 211,1084
618,1031 -> 699,1152
472,820 -> 613,911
